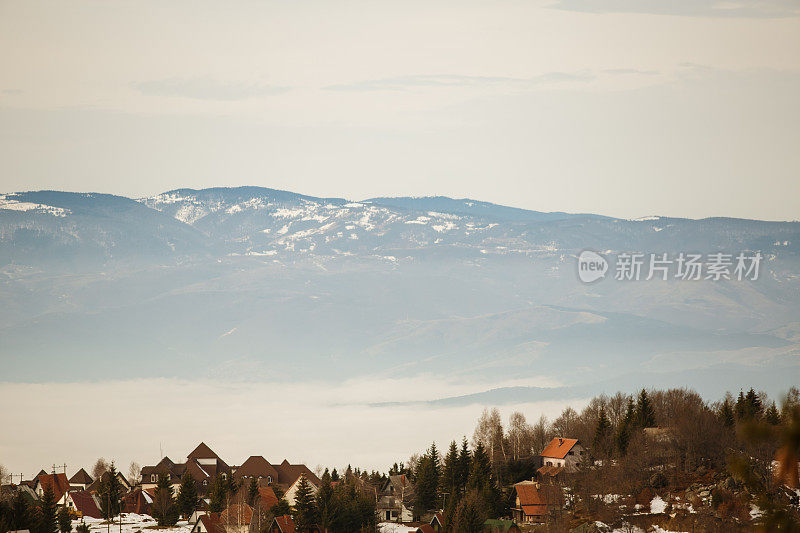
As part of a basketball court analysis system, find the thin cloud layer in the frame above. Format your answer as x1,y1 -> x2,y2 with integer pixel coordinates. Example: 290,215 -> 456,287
133,78 -> 290,101
549,0 -> 800,18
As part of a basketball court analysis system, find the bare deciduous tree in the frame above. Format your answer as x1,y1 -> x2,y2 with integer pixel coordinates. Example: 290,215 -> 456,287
92,458 -> 110,480
128,462 -> 141,486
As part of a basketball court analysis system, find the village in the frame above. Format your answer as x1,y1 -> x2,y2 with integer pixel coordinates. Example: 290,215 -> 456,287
1,387 -> 799,533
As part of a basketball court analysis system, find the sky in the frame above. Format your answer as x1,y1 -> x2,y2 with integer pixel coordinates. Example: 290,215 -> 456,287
0,0 -> 798,220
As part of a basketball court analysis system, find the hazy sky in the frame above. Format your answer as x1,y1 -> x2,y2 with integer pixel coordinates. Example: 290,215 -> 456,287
1,0 -> 799,218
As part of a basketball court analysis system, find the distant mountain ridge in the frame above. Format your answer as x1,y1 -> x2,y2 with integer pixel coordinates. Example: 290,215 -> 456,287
1,186 -> 798,396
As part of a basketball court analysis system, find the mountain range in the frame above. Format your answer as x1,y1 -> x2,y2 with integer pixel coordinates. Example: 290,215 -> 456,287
1,187 -> 798,401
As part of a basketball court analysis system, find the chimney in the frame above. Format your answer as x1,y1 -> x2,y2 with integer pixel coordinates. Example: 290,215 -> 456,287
558,438 -> 563,445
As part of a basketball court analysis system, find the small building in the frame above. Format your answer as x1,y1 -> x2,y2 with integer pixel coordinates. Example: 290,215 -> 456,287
34,473 -> 71,505
192,513 -> 223,533
64,490 -> 102,519
122,487 -> 153,515
511,481 -> 564,523
540,438 -> 586,472
430,512 -> 444,531
269,515 -> 295,533
68,469 -> 93,491
377,474 -> 414,522
86,471 -> 131,495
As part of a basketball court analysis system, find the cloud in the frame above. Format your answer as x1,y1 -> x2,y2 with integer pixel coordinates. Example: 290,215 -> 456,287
133,78 -> 290,101
548,0 -> 800,18
325,72 -> 596,92
0,377 -> 578,477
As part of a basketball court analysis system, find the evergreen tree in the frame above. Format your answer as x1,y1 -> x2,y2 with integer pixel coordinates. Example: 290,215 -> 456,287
176,472 -> 198,519
330,468 -> 339,482
735,390 -> 747,420
467,442 -> 491,491
765,401 -> 781,425
292,474 -> 318,532
452,490 -> 488,533
315,470 -> 335,532
75,523 -> 90,533
57,507 -> 71,533
440,441 -> 460,501
635,389 -> 656,428
12,490 -> 30,531
97,464 -> 122,519
616,397 -> 635,455
208,475 -> 227,513
247,478 -> 259,507
456,438 -> 471,494
744,388 -> 763,419
152,475 -> 179,527
413,452 -> 438,515
37,485 -> 58,533
720,398 -> 735,427
593,407 -> 612,451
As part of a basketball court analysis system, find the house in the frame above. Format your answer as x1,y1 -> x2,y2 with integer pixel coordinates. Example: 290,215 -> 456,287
511,480 -> 564,523
122,487 -> 152,515
86,471 -> 131,495
269,515 -> 295,533
219,503 -> 253,533
64,490 -> 102,519
192,513 -> 223,533
430,512 -> 444,531
540,438 -> 585,472
483,519 -> 522,533
141,442 -> 231,495
233,456 -> 279,486
377,474 -> 414,522
416,526 -> 435,533
68,469 -> 93,491
34,473 -> 71,505
283,474 -> 319,507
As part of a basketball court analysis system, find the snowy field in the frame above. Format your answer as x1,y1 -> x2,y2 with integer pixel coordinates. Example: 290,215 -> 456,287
74,514 -> 193,533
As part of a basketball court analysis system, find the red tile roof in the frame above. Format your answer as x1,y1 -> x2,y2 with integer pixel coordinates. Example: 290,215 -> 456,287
67,490 -> 102,519
416,526 -> 435,533
514,481 -> 563,518
235,456 -> 279,481
220,503 -> 253,526
541,438 -> 579,459
257,487 -> 279,510
272,515 -> 295,533
199,513 -> 224,533
536,465 -> 564,477
37,473 -> 71,503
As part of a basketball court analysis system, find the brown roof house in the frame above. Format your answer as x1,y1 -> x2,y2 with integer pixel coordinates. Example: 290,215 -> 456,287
511,481 -> 564,524
540,438 -> 586,473
34,473 -> 71,505
64,490 -> 102,519
68,469 -> 93,491
86,471 -> 131,495
141,442 -> 231,496
377,474 -> 415,523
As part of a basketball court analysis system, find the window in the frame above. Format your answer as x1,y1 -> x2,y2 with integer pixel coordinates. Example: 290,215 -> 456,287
267,476 -> 272,485
203,480 -> 207,486
151,474 -> 156,483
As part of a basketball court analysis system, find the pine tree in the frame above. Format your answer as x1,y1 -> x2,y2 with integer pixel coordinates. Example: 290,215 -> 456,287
593,407 -> 612,451
37,485 -> 58,533
57,507 -> 71,533
208,475 -> 227,513
330,468 -> 339,482
467,442 -> 492,491
616,397 -> 635,455
636,389 -> 656,428
247,478 -> 259,507
176,472 -> 198,519
413,452 -> 438,515
12,490 -> 30,531
720,398 -> 735,427
452,490 -> 488,533
315,470 -> 334,531
440,441 -> 459,500
152,475 -> 179,527
765,401 -> 781,425
292,474 -> 318,532
97,464 -> 122,519
744,388 -> 763,419
735,390 -> 747,420
457,437 -> 471,494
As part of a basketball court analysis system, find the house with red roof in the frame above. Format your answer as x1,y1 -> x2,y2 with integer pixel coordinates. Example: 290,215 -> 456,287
34,473 -> 71,505
64,490 -> 102,519
540,437 -> 585,472
511,481 -> 564,523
